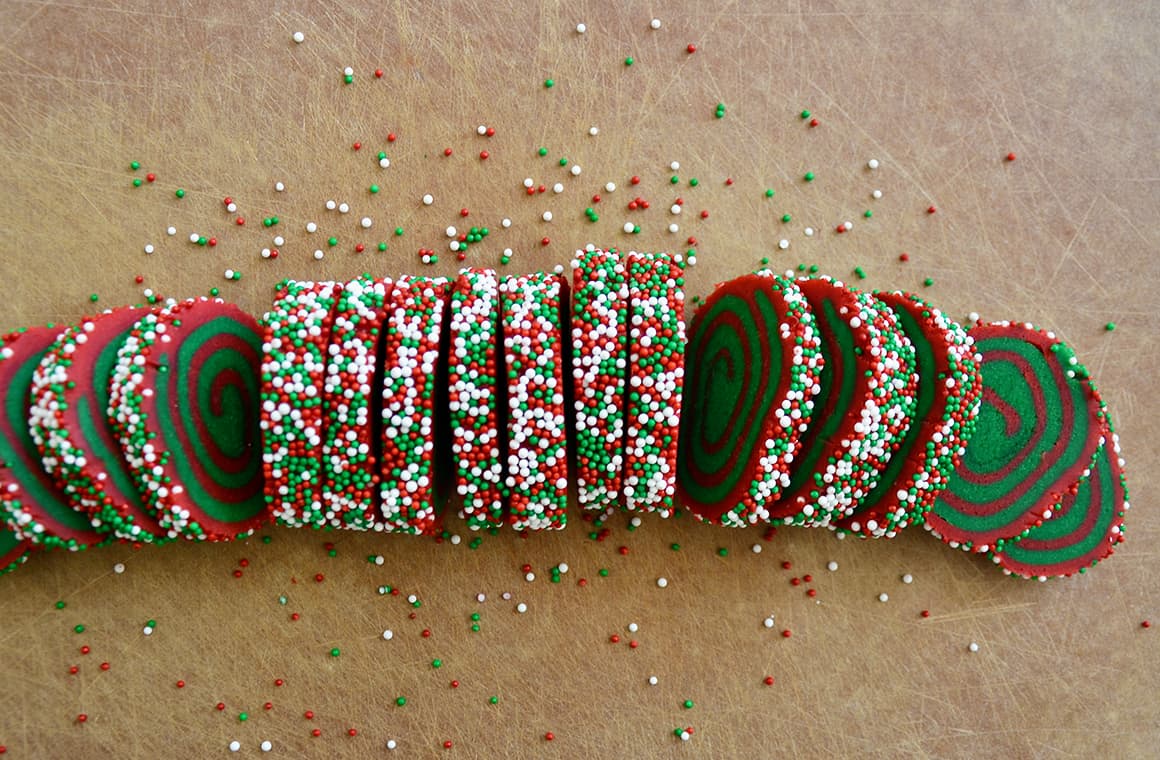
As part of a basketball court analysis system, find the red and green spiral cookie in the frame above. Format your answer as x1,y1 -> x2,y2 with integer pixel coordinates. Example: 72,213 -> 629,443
500,271 -> 568,531
623,251 -> 686,516
836,292 -> 983,538
109,297 -> 266,542
990,412 -> 1126,580
28,307 -> 167,544
449,268 -> 507,531
379,276 -> 448,535
260,280 -> 342,529
571,247 -> 628,515
926,321 -> 1106,553
321,275 -> 392,531
1,325 -> 109,551
677,272 -> 824,526
775,277 -> 919,528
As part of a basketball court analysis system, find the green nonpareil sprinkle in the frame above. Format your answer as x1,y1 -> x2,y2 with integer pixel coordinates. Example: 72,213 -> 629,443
130,161 -> 140,170
625,56 -> 634,66
854,267 -> 866,279
55,600 -> 66,610
781,214 -> 791,223
330,647 -> 341,657
370,184 -> 380,194
924,277 -> 934,287
800,109 -> 811,119
864,209 -> 873,218
89,293 -> 99,303
132,178 -> 142,187
175,189 -> 185,198
238,712 -> 248,722
599,568 -> 609,577
489,696 -> 499,704
689,178 -> 699,187
395,227 -> 404,236
538,147 -> 548,156
804,172 -> 815,182
209,287 -> 219,297
396,696 -> 407,707
717,547 -> 728,557
378,242 -> 388,251
74,624 -> 85,633
1105,322 -> 1117,331
544,79 -> 554,88
670,543 -> 681,551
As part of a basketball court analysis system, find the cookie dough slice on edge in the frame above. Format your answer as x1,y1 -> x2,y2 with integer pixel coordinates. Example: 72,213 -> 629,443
260,280 -> 342,529
926,321 -> 1106,553
29,306 -> 168,544
773,276 -> 918,528
378,276 -> 450,535
109,297 -> 267,542
676,272 -> 823,526
449,268 -> 507,531
500,271 -> 569,531
571,248 -> 628,518
836,292 -> 982,538
1,325 -> 111,551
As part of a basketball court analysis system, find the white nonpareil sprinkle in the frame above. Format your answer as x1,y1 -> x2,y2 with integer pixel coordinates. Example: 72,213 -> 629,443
576,22 -> 587,33
477,125 -> 488,135
751,544 -> 762,554
779,239 -> 790,250
843,221 -> 854,231
502,218 -> 512,228
226,202 -> 237,213
557,563 -> 569,574
968,311 -> 980,323
525,572 -> 535,582
553,182 -> 564,194
502,592 -> 512,600
422,193 -> 434,205
516,602 -> 527,613
361,216 -> 373,228
968,641 -> 980,652
878,593 -> 889,602
605,181 -> 616,192
648,675 -> 658,685
188,233 -> 200,243
623,222 -> 635,234
344,66 -> 354,76
670,204 -> 682,215
386,739 -> 398,750
313,250 -> 324,260
571,164 -> 582,176
902,573 -> 914,584
113,563 -> 125,574
143,244 -> 154,254
668,223 -> 679,233
542,211 -> 553,222
650,18 -> 662,29
670,161 -> 680,171
804,227 -> 815,237
229,740 -> 241,752
224,269 -> 235,280
628,622 -> 638,633
763,616 -> 775,629
868,158 -> 880,170
827,561 -> 838,572
326,200 -> 337,210
589,126 -> 599,136
338,202 -> 350,214
476,593 -> 486,603
872,189 -> 883,199
382,629 -> 393,640
292,31 -> 305,43
143,625 -> 154,635
523,177 -> 535,188
260,740 -> 273,752
380,157 -> 390,168
166,226 -> 176,236
273,235 -> 284,246
275,181 -> 285,192
261,248 -> 272,259
656,577 -> 668,588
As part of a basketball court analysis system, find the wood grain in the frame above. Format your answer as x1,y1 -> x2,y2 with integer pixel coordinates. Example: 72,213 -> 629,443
0,1 -> 1157,757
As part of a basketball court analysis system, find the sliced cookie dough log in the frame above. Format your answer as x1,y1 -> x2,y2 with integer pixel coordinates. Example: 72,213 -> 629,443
926,321 -> 1106,553
260,280 -> 342,529
991,413 -> 1127,579
321,275 -> 392,531
500,271 -> 568,531
379,276 -> 449,535
571,248 -> 628,516
28,307 -> 168,544
623,251 -> 686,515
0,523 -> 33,575
110,297 -> 266,542
449,268 -> 507,531
775,277 -> 918,528
676,272 -> 823,526
0,325 -> 110,551
837,292 -> 983,538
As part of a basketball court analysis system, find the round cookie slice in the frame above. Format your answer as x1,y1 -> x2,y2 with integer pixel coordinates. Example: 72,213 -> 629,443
1,325 -> 110,551
571,248 -> 628,516
260,280 -> 342,529
321,275 -> 392,531
836,292 -> 982,538
449,268 -> 507,531
990,419 -> 1127,580
622,252 -> 686,516
500,271 -> 568,531
926,321 -> 1106,553
28,307 -> 167,544
379,276 -> 449,535
676,272 -> 823,526
110,298 -> 266,542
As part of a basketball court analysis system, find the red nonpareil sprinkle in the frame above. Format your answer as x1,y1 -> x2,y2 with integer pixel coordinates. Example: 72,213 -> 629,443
725,177 -> 734,185
76,714 -> 87,724
687,43 -> 697,53
443,741 -> 453,749
422,629 -> 432,638
207,237 -> 217,247
290,612 -> 300,621
264,702 -> 273,711
236,217 -> 245,225
223,196 -> 232,206
388,132 -> 397,142
899,252 -> 910,262
687,236 -> 697,245
353,142 -> 362,151
176,680 -> 185,688
781,629 -> 792,638
921,610 -> 931,618
451,680 -> 460,688
100,662 -> 110,671
348,728 -> 358,737
238,558 -> 249,567
274,679 -> 284,687
630,175 -> 641,185
591,194 -> 601,203
809,118 -> 819,127
806,589 -> 817,598
927,205 -> 937,214
216,703 -> 226,711
460,208 -> 470,217
80,645 -> 90,655
233,569 -> 243,578
618,545 -> 630,555
312,729 -> 322,738
545,732 -> 555,741
314,573 -> 325,583
304,711 -> 314,720
1006,152 -> 1017,161
1143,621 -> 1152,629
578,578 -> 587,587
629,640 -> 638,649
764,676 -> 775,686
540,237 -> 550,246
375,69 -> 384,78
355,243 -> 365,253
700,210 -> 709,219
444,147 -> 453,157
790,577 -> 801,586
146,173 -> 156,182
609,634 -> 620,643
538,184 -> 546,193
135,275 -> 144,283
781,561 -> 792,570
803,574 -> 812,582
69,665 -> 78,675
479,150 -> 489,160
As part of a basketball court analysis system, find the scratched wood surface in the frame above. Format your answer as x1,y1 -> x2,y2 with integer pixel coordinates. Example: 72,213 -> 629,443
0,1 -> 1157,758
